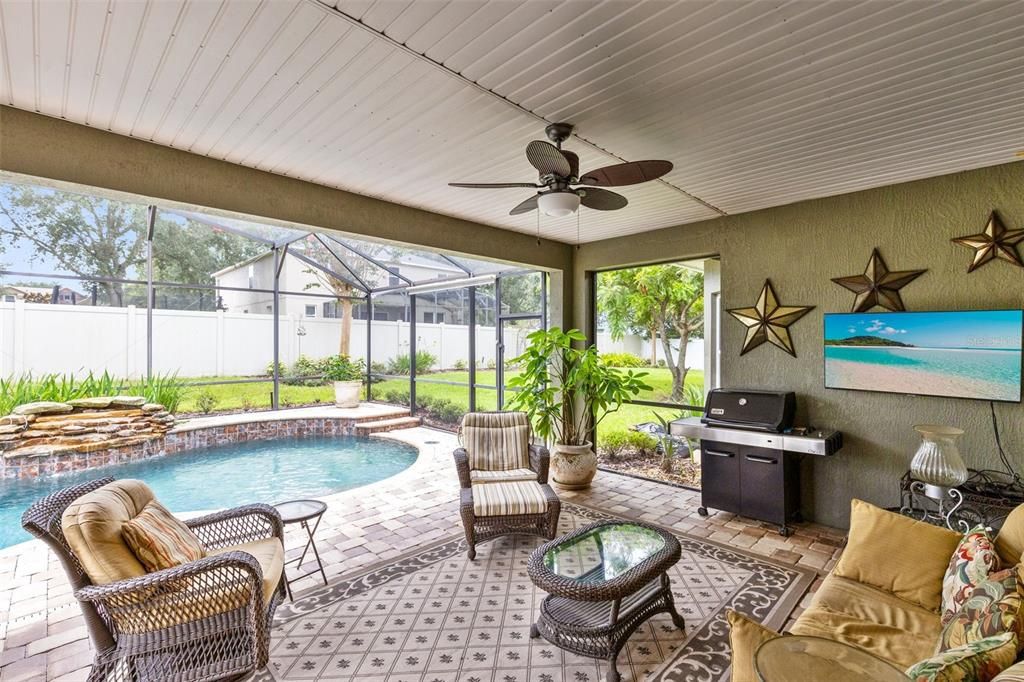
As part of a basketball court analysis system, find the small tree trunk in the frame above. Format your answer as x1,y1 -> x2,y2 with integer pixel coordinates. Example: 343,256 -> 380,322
649,325 -> 658,366
661,331 -> 685,401
674,327 -> 691,403
340,299 -> 353,356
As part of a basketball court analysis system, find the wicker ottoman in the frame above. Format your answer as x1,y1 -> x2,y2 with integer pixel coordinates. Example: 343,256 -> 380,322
459,480 -> 561,560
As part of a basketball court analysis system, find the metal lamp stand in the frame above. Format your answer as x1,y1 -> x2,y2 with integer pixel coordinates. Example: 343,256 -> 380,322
900,481 -> 968,532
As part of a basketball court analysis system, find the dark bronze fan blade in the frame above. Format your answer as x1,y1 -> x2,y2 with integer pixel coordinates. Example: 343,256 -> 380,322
579,187 -> 628,211
509,194 -> 539,215
578,160 -> 673,186
526,140 -> 571,176
449,182 -> 540,188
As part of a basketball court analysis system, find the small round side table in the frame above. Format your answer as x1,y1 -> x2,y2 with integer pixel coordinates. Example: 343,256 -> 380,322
754,635 -> 907,682
274,499 -> 328,600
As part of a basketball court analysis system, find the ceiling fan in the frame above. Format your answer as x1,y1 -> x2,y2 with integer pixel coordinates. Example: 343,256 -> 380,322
449,122 -> 674,217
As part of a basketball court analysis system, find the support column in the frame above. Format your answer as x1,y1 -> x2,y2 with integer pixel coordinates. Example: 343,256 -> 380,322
146,205 -> 155,380
365,296 -> 373,401
468,285 -> 476,412
409,295 -> 417,416
272,247 -> 281,410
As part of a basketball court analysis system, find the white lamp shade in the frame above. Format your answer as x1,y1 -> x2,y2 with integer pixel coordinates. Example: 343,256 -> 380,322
537,191 -> 580,217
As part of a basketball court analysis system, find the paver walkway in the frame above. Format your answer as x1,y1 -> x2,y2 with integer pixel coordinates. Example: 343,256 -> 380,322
0,417 -> 844,682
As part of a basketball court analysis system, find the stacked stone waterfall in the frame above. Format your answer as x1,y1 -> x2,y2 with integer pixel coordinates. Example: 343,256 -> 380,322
0,396 -> 176,459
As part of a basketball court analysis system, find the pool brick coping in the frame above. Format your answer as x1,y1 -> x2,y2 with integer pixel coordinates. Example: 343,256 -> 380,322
0,403 -> 412,479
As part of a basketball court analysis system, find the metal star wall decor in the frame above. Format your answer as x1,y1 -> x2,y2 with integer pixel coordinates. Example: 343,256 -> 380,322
727,279 -> 814,357
832,248 -> 926,313
951,211 -> 1024,273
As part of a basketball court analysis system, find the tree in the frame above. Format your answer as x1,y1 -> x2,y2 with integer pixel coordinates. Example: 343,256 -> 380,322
598,264 -> 704,402
299,236 -> 383,356
0,185 -> 147,305
151,218 -> 263,288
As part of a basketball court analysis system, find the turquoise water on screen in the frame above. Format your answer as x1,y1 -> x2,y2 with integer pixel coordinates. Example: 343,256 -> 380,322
825,346 -> 1022,392
0,435 -> 417,549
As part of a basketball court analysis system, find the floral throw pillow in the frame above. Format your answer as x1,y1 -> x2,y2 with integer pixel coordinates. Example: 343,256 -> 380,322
941,526 -> 1000,625
940,568 -> 1024,653
907,632 -> 1017,682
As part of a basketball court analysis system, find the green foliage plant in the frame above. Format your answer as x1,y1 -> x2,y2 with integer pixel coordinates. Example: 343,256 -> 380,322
320,355 -> 365,382
505,327 -> 651,447
600,352 -> 646,368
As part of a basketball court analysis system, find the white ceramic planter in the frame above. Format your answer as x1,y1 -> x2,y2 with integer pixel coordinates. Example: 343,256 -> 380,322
333,380 -> 362,408
550,441 -> 597,490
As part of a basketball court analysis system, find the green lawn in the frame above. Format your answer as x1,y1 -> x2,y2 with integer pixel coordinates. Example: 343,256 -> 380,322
175,367 -> 703,445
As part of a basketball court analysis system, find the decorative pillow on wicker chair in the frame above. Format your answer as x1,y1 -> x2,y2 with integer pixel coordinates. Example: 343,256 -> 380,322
907,632 -> 1017,682
939,568 -> 1024,653
941,526 -> 1001,625
121,501 -> 205,572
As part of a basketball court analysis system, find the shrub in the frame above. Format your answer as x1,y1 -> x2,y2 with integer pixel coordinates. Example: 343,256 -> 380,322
193,389 -> 219,414
382,388 -> 410,406
597,430 -> 658,458
0,370 -> 186,416
127,373 -> 186,413
436,401 -> 466,425
452,359 -> 467,371
600,352 -> 646,368
320,355 -> 365,382
387,350 -> 436,375
265,361 -> 286,377
416,394 -> 435,411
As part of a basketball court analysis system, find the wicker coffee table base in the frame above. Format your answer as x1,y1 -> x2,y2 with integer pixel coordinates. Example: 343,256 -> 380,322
530,574 -> 685,682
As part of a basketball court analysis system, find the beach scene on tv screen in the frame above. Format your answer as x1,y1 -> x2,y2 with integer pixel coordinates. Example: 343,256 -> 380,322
824,310 -> 1023,401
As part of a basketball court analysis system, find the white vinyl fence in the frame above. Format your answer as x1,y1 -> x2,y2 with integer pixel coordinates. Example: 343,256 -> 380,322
0,301 -> 702,379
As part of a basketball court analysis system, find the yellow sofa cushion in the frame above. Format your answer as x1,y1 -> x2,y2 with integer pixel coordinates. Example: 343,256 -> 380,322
995,504 -> 1024,567
61,479 -> 155,585
727,609 -> 780,682
208,537 -> 284,605
833,499 -> 960,611
790,575 -> 943,668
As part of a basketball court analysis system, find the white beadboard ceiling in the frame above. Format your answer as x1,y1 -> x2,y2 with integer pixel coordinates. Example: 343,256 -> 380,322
0,0 -> 1022,244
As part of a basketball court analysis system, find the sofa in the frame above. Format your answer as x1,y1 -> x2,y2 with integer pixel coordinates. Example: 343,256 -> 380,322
730,499 -> 1024,681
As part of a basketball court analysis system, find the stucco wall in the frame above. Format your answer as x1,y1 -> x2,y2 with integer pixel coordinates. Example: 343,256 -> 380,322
576,160 -> 1024,529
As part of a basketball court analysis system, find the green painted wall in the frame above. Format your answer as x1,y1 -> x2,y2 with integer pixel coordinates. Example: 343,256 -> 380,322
576,161 -> 1024,529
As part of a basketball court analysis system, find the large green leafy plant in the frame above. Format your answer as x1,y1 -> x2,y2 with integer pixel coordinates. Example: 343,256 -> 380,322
505,328 -> 651,447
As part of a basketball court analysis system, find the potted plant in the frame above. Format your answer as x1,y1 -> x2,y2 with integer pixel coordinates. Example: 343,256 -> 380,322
321,355 -> 366,408
506,327 -> 651,489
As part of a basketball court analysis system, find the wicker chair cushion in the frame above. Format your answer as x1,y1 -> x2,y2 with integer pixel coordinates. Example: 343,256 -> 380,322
472,481 -> 549,517
121,500 -> 205,572
208,538 -> 284,605
470,468 -> 538,483
61,479 -> 155,585
461,412 -> 530,472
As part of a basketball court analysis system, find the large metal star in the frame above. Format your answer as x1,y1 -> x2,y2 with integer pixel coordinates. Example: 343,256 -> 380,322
831,249 -> 926,313
727,279 -> 814,357
952,211 -> 1024,273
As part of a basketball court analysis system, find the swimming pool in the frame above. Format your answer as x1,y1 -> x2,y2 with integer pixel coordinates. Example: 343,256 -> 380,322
0,435 -> 418,549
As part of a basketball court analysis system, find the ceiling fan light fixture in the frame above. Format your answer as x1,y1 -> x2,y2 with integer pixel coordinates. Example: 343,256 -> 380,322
537,191 -> 580,217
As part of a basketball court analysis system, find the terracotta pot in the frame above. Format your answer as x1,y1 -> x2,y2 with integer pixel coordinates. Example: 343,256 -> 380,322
550,441 -> 597,490
333,380 -> 362,408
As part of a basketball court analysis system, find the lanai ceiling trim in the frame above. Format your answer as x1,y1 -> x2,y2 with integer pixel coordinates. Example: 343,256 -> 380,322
0,0 -> 1021,243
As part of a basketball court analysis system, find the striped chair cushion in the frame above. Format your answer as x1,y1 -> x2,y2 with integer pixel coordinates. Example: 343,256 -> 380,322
472,481 -> 549,517
470,468 -> 538,483
461,412 -> 530,472
121,500 -> 205,572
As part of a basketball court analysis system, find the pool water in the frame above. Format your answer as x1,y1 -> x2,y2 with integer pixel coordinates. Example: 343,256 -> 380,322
0,435 -> 418,549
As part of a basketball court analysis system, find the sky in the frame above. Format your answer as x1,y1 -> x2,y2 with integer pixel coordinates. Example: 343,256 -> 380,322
825,311 -> 1023,350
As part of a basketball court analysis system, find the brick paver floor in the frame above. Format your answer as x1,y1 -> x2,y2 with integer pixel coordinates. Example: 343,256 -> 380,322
0,424 -> 844,682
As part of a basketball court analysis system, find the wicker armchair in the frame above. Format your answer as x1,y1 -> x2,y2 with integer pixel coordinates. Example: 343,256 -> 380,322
22,477 -> 286,682
454,412 -> 561,560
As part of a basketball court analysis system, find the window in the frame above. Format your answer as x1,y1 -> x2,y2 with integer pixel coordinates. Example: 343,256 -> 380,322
423,312 -> 434,323
304,305 -> 316,318
247,264 -> 255,289
2,295 -> 14,302
388,268 -> 401,287
435,312 -> 444,324
323,302 -> 342,318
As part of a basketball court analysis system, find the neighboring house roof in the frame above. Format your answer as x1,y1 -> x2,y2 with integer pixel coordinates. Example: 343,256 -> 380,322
210,251 -> 272,279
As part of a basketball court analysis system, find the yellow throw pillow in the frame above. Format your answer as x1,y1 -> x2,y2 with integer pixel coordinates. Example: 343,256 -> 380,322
727,609 -> 781,682
994,504 -> 1024,567
833,499 -> 960,611
122,501 -> 205,572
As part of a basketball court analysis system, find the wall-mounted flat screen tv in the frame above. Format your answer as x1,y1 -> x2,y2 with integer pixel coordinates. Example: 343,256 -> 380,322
824,310 -> 1023,402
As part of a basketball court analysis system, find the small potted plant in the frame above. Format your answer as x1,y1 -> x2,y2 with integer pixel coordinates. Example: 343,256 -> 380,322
506,328 -> 651,489
321,355 -> 366,408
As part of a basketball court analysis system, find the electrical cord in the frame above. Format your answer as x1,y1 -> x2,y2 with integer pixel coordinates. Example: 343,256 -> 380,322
959,401 -> 1024,504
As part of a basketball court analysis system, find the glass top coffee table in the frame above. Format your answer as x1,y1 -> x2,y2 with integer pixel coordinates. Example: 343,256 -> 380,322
754,635 -> 908,682
527,521 -> 686,682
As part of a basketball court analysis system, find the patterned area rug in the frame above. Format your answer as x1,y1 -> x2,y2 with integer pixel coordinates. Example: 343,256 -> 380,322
258,504 -> 815,682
